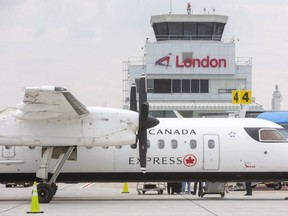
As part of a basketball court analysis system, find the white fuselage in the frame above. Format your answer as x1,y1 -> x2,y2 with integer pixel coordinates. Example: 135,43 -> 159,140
1,118 -> 288,182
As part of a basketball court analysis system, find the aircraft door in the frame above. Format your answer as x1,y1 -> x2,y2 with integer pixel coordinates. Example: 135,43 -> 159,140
203,135 -> 219,170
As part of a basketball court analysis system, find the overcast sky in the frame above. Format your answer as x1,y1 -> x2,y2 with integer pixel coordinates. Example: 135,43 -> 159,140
0,0 -> 288,110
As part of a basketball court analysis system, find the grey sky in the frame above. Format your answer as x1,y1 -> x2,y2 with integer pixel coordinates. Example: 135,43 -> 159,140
0,0 -> 287,110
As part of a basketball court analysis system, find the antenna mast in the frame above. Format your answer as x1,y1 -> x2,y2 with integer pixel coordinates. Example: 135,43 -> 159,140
169,0 -> 172,14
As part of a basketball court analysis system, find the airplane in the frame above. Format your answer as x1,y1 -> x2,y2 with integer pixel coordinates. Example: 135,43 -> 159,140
0,74 -> 160,202
1,111 -> 288,202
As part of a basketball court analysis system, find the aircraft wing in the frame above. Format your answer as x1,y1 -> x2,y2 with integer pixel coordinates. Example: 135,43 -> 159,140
13,86 -> 89,120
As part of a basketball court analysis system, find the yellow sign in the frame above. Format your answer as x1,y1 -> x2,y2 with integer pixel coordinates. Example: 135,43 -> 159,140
232,90 -> 252,104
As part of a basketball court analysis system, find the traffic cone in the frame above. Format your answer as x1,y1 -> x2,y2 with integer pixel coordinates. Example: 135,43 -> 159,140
26,182 -> 44,214
122,182 -> 129,193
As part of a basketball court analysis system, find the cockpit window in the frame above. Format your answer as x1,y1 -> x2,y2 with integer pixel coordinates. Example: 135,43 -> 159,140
244,127 -> 287,143
278,128 -> 288,139
259,129 -> 286,141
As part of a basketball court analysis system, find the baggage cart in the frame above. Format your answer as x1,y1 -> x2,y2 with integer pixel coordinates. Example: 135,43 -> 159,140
199,182 -> 225,198
136,182 -> 166,195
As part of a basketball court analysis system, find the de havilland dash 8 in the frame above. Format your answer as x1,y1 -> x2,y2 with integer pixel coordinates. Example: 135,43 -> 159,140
1,75 -> 288,203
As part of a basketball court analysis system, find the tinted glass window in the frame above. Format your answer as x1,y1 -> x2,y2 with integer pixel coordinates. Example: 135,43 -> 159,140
153,23 -> 168,40
168,23 -> 183,38
147,140 -> 150,149
208,140 -> 215,149
154,79 -> 171,93
212,23 -> 225,41
198,23 -> 213,39
190,140 -> 197,149
278,128 -> 288,139
147,79 -> 153,93
158,140 -> 165,149
149,111 -> 177,118
182,79 -> 190,93
200,80 -> 209,93
191,80 -> 199,93
183,23 -> 197,39
245,127 -> 287,143
260,129 -> 286,141
173,79 -> 181,93
171,140 -> 178,149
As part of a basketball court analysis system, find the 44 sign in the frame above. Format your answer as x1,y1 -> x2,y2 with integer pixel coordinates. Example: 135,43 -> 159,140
232,90 -> 252,104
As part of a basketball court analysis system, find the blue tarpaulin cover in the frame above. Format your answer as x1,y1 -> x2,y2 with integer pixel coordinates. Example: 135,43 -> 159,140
257,112 -> 288,124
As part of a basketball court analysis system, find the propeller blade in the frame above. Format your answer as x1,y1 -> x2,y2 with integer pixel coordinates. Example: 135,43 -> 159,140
139,74 -> 147,108
139,102 -> 149,124
130,83 -> 137,112
137,73 -> 160,173
138,128 -> 147,173
138,74 -> 148,173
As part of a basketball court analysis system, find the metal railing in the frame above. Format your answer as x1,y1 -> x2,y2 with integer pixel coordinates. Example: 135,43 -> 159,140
146,35 -> 236,43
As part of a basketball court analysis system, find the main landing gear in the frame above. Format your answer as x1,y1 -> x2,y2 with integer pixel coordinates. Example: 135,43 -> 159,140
36,146 -> 75,203
37,182 -> 58,203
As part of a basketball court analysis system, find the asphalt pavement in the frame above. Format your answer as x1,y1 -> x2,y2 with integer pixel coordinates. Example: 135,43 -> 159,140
0,182 -> 288,216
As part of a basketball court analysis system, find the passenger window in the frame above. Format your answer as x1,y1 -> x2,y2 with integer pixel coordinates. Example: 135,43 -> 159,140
158,139 -> 165,149
190,140 -> 197,149
259,129 -> 286,141
171,139 -> 178,149
208,140 -> 215,149
147,140 -> 150,149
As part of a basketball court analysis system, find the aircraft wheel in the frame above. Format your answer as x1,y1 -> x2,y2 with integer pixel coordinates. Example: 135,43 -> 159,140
273,182 -> 282,190
37,183 -> 54,203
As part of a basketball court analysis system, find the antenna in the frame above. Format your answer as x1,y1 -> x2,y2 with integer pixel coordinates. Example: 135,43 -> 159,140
212,7 -> 216,14
203,8 -> 206,14
169,0 -> 172,14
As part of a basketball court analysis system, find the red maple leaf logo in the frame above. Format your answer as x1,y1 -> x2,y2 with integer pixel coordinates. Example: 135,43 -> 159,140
186,156 -> 195,165
183,154 -> 197,167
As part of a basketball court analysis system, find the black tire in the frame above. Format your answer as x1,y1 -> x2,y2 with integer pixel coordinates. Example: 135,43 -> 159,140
37,183 -> 54,203
273,182 -> 282,190
51,183 -> 58,195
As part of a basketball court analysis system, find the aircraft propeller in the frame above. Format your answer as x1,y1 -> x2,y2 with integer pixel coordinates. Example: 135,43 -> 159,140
130,74 -> 159,173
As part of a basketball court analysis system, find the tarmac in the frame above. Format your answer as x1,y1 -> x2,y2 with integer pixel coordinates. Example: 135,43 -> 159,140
0,182 -> 288,216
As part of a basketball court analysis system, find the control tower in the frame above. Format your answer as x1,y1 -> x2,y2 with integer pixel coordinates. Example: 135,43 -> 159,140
123,5 -> 263,118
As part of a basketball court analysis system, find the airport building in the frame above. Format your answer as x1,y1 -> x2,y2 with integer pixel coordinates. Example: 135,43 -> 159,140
123,6 -> 264,117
